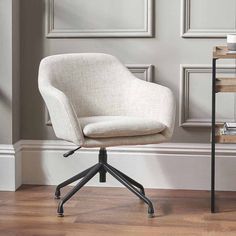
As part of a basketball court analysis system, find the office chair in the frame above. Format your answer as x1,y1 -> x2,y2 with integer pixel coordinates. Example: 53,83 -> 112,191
38,53 -> 175,218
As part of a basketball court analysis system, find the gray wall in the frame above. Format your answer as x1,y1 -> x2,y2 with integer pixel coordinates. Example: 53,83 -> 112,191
20,0 -> 232,143
12,0 -> 21,143
0,0 -> 20,144
0,0 -> 13,144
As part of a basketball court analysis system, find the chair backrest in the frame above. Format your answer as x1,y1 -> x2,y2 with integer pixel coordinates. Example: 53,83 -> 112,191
39,53 -> 135,118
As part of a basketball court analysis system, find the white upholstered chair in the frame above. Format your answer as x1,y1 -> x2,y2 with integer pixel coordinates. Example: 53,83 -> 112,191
38,53 -> 175,218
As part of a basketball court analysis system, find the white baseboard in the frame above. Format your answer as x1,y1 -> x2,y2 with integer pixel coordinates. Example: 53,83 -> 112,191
1,140 -> 236,191
18,140 -> 236,191
0,144 -> 21,191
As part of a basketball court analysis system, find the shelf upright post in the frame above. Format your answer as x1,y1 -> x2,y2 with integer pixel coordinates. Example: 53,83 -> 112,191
211,57 -> 217,213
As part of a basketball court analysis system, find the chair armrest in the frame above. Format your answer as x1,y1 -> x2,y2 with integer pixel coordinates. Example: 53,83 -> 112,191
127,78 -> 176,139
39,84 -> 84,146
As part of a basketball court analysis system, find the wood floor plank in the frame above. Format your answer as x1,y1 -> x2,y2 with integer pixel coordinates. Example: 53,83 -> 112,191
1,185 -> 236,235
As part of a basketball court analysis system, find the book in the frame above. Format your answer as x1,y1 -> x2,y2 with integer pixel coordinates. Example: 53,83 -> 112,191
221,122 -> 236,135
223,130 -> 236,135
227,51 -> 236,54
225,122 -> 236,129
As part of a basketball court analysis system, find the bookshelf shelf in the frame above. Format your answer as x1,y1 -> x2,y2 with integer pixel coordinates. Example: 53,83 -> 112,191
215,78 -> 236,92
213,46 -> 236,59
215,125 -> 236,143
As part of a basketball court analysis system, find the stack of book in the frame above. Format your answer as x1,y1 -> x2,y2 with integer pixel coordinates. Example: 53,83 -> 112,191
221,122 -> 236,135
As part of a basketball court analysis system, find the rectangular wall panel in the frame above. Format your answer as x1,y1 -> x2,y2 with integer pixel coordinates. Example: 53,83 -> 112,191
181,0 -> 236,38
126,64 -> 154,82
46,0 -> 154,37
180,65 -> 236,127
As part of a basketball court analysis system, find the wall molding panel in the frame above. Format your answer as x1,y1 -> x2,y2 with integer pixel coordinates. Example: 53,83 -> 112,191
181,0 -> 236,38
126,64 -> 154,82
46,0 -> 154,38
180,64 -> 236,127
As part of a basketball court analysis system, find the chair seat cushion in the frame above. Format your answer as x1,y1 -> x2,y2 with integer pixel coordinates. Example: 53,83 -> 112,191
79,116 -> 166,138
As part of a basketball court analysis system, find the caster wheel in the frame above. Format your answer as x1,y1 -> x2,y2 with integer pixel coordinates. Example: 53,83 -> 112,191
57,213 -> 64,217
148,212 -> 155,218
148,206 -> 155,218
57,202 -> 64,217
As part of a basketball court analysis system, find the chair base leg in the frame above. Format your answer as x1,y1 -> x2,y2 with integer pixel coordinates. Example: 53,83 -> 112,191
54,164 -> 97,199
57,163 -> 102,217
104,163 -> 154,218
55,148 -> 155,218
107,164 -> 145,196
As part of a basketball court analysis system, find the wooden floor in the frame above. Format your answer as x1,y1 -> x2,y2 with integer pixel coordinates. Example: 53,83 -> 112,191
1,186 -> 236,236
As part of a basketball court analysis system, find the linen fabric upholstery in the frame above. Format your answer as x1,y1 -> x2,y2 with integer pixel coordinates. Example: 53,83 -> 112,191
79,116 -> 166,138
38,53 -> 176,147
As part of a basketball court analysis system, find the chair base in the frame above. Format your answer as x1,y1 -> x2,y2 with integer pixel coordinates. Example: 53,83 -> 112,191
55,148 -> 155,218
